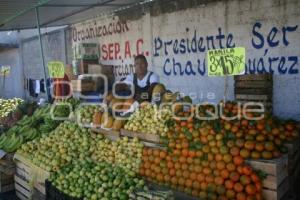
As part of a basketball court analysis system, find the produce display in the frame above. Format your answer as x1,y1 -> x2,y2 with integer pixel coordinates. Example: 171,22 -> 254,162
18,121 -> 144,172
49,160 -> 146,200
140,113 -> 264,199
197,102 -> 298,160
0,104 -> 60,152
2,94 -> 298,200
0,98 -> 23,119
77,104 -> 126,131
18,122 -> 99,171
52,98 -> 80,119
124,104 -> 173,137
91,136 -> 143,173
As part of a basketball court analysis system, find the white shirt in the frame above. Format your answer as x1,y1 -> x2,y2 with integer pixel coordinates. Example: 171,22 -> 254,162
123,71 -> 159,88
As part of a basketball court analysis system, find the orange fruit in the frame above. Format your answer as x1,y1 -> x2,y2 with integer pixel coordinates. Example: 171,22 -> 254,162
185,179 -> 193,188
186,157 -> 193,164
209,160 -> 217,169
214,176 -> 224,185
242,165 -> 253,176
264,141 -> 275,151
240,175 -> 251,185
176,169 -> 182,177
226,189 -> 236,199
164,174 -> 171,182
171,176 -> 178,185
230,146 -> 240,156
181,163 -> 188,170
217,161 -> 226,170
234,182 -> 244,192
233,156 -> 244,166
226,163 -> 236,172
192,164 -> 200,172
189,172 -> 197,181
225,180 -> 234,189
179,156 -> 186,163
154,157 -> 161,164
230,172 -> 240,182
197,173 -> 205,182
203,167 -> 212,175
251,173 -> 260,183
181,149 -> 189,157
174,162 -> 181,170
251,151 -> 261,159
178,177 -> 185,186
167,161 -> 174,169
236,192 -> 247,200
183,170 -> 190,178
256,135 -> 266,142
245,184 -> 256,195
255,142 -> 265,152
255,181 -> 262,191
153,149 -> 160,156
236,139 -> 245,148
221,169 -> 230,179
192,180 -> 200,190
220,146 -> 229,154
223,154 -> 233,163
215,154 -> 223,162
205,175 -> 214,183
240,149 -> 250,159
227,140 -> 235,148
169,168 -> 176,176
262,151 -> 273,159
244,141 -> 255,150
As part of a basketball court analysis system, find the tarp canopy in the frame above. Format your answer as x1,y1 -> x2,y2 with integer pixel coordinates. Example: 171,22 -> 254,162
0,0 -> 149,31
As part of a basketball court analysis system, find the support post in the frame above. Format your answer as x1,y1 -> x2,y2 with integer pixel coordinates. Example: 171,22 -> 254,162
35,7 -> 50,102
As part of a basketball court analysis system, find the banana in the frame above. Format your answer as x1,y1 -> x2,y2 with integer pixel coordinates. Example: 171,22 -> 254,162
29,129 -> 38,140
4,135 -> 21,153
0,134 -> 7,148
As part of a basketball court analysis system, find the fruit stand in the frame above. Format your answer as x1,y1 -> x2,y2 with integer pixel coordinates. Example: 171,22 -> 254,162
0,1 -> 299,199
0,90 -> 299,200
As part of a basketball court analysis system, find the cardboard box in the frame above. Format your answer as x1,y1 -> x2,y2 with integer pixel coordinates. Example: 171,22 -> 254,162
65,64 -> 77,80
71,80 -> 96,92
87,64 -> 115,87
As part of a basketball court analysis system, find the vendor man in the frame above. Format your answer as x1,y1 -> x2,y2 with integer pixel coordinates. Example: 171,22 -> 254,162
118,55 -> 160,102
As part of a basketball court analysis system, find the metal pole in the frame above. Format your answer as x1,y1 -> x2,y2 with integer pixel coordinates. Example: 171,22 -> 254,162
35,7 -> 49,102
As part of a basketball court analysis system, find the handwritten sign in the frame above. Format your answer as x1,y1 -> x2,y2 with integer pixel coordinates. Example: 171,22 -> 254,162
0,66 -> 10,76
48,61 -> 65,78
208,47 -> 246,76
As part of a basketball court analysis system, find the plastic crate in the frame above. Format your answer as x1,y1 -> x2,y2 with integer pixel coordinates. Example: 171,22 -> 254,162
45,180 -> 82,200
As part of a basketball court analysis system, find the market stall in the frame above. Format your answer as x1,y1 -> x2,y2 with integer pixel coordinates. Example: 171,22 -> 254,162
0,0 -> 300,200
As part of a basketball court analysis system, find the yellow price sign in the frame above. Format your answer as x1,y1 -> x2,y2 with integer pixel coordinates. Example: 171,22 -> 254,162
208,47 -> 245,76
48,61 -> 65,78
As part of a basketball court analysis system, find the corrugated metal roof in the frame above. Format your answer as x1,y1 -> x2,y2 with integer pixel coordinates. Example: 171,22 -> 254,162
0,0 -> 148,31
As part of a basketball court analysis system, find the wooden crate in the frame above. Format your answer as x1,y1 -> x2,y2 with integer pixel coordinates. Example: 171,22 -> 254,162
285,137 -> 300,157
234,74 -> 273,112
262,177 -> 289,200
15,174 -> 32,200
0,172 -> 14,193
121,129 -> 160,143
235,74 -> 272,81
0,153 -> 15,193
288,149 -> 300,175
289,161 -> 300,192
92,128 -> 120,140
14,153 -> 50,197
245,154 -> 288,190
33,188 -> 46,200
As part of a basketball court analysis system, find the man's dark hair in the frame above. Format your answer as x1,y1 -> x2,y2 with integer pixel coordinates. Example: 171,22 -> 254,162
134,54 -> 148,64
